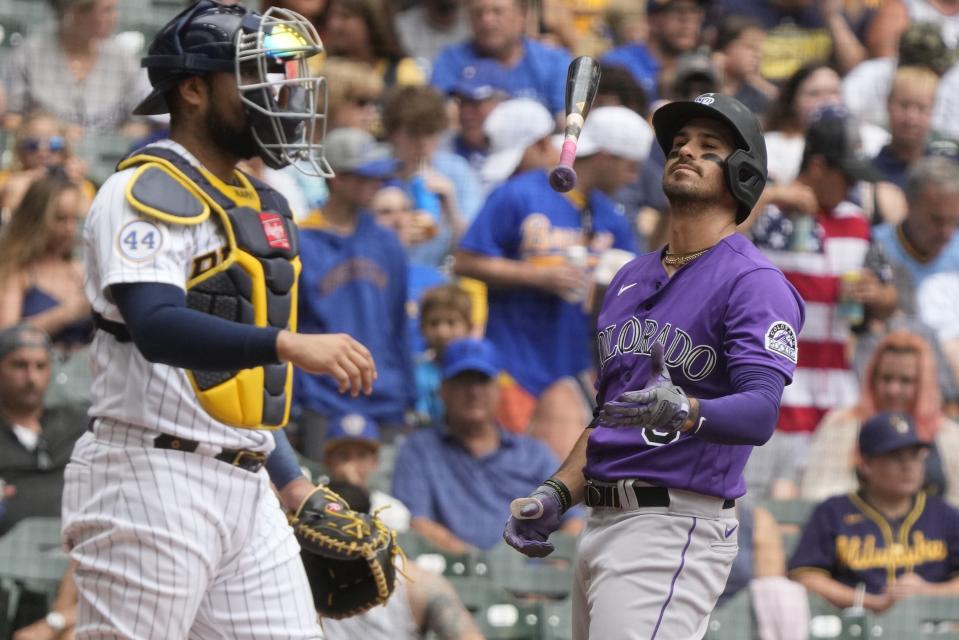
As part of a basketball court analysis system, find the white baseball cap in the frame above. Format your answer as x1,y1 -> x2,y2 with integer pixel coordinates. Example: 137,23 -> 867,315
481,98 -> 556,185
576,106 -> 654,162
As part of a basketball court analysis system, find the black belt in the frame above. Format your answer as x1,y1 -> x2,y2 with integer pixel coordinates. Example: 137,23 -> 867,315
87,421 -> 266,473
584,481 -> 734,510
154,434 -> 268,473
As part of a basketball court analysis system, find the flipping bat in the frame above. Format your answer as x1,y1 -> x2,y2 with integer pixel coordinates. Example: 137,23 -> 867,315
548,56 -> 602,193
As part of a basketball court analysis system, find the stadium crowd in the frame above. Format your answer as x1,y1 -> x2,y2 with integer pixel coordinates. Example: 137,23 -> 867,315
2,0 -> 959,638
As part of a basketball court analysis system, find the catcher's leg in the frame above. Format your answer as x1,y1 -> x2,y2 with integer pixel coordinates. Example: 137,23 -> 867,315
62,434 -> 218,640
190,477 -> 323,639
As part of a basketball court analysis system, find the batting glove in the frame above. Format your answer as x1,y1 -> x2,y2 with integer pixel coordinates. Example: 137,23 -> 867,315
599,342 -> 691,432
503,481 -> 567,558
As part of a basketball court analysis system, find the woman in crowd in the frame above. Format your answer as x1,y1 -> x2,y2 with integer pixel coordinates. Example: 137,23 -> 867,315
0,173 -> 91,350
762,62 -> 887,185
2,0 -> 149,133
322,0 -> 425,89
802,329 -> 959,507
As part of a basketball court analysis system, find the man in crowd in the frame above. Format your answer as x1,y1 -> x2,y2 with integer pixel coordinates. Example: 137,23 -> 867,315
479,97 -> 557,191
392,338 -> 581,552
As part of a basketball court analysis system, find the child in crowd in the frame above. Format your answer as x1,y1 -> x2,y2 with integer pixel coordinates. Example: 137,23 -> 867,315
414,284 -> 473,426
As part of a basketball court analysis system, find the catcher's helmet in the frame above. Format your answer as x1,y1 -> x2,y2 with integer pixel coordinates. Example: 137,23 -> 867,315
134,0 -> 331,176
652,93 -> 767,223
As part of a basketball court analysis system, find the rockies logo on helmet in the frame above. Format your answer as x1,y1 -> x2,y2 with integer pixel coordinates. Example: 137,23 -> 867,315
652,93 -> 767,224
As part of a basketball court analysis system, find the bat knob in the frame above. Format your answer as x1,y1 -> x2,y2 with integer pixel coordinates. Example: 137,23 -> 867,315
549,165 -> 577,192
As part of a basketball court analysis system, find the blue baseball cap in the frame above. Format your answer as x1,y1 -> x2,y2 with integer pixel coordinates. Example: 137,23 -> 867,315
858,412 -> 927,457
324,413 -> 380,452
441,338 -> 500,380
448,61 -> 511,102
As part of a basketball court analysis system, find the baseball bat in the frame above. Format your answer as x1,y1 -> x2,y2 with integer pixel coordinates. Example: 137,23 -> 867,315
548,56 -> 602,193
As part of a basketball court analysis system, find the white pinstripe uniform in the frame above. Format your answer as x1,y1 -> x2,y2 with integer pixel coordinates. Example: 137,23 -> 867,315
62,139 -> 323,639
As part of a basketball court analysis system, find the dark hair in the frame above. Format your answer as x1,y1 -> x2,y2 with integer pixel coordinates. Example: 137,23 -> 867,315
419,284 -> 473,329
325,480 -> 372,514
327,0 -> 407,63
598,63 -> 649,117
382,85 -> 449,137
765,62 -> 836,133
714,15 -> 763,52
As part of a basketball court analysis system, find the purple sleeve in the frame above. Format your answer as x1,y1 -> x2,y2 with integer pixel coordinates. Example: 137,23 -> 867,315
725,268 -> 804,384
695,365 -> 784,445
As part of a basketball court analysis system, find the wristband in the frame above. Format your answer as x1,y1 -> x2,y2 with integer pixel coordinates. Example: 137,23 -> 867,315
543,478 -> 572,512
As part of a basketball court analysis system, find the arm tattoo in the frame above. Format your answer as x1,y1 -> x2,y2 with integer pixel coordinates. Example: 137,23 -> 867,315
420,574 -> 480,640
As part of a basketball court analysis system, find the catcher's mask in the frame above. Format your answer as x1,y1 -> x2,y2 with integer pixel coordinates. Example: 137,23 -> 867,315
135,0 -> 332,177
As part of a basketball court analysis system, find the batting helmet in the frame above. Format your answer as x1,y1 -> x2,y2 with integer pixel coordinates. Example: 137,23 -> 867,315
134,0 -> 331,176
652,93 -> 767,223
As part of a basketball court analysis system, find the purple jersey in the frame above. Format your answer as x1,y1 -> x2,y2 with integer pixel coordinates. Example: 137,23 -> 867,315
585,233 -> 805,499
788,493 -> 959,594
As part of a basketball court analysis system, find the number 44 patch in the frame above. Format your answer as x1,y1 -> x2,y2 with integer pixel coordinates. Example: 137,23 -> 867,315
117,219 -> 163,262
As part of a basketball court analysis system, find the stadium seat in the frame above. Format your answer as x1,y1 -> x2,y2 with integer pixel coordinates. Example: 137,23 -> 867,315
475,597 -> 547,640
762,498 -> 817,527
0,518 -> 69,637
704,589 -> 752,640
486,533 -> 577,600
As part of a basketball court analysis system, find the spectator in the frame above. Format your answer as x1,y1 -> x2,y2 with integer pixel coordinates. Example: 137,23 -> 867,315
0,173 -> 93,354
441,61 -> 511,175
1,0 -> 149,133
601,0 -> 706,103
712,15 -> 775,116
413,284 -> 474,426
381,85 -> 480,266
430,0 -> 572,116
763,63 -> 889,185
321,58 -> 385,134
372,186 -> 437,249
316,482 -> 484,640
295,128 -> 415,455
718,0 -> 870,80
749,107 -> 897,501
396,0 -> 472,66
931,58 -> 959,142
454,107 -> 647,457
843,21 -> 953,131
0,325 -> 87,537
871,157 -> 959,296
323,0 -> 426,89
918,273 -> 959,394
262,0 -> 329,36
868,0 -> 959,56
873,66 -> 941,190
391,338 -> 581,552
594,63 -> 648,116
802,330 -> 959,506
789,411 -> 959,613
603,0 -> 649,48
321,413 -> 411,532
662,51 -> 719,102
0,112 -> 93,222
479,98 -> 557,191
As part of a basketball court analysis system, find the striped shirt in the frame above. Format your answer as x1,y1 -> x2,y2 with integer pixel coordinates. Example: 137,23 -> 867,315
752,201 -> 871,433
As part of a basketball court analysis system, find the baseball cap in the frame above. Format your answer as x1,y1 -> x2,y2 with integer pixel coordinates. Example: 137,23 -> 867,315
858,412 -> 928,457
324,413 -> 381,453
647,0 -> 709,13
323,127 -> 397,178
899,21 -> 955,76
804,105 -> 881,183
673,52 -> 719,90
448,60 -> 511,102
481,98 -> 555,184
0,324 -> 51,361
441,338 -> 500,380
576,106 -> 654,162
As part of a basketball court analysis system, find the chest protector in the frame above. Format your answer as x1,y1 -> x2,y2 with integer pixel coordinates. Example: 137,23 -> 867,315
117,146 -> 300,430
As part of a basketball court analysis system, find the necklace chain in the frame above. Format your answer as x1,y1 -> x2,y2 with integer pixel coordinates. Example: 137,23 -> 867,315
662,248 -> 709,267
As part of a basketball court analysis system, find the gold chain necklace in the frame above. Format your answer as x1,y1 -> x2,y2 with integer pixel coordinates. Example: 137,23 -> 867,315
662,248 -> 709,267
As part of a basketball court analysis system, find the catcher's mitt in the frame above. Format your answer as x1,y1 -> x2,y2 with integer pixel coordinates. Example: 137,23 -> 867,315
290,485 -> 400,619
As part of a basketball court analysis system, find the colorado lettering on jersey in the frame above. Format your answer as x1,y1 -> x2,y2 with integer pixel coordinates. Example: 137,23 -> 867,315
597,317 -> 718,381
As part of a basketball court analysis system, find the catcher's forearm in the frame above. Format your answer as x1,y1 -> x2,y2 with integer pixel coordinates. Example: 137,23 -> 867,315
551,428 -> 591,506
267,429 -> 304,492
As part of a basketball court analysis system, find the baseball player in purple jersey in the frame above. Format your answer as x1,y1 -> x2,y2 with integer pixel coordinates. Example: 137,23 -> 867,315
503,93 -> 806,640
